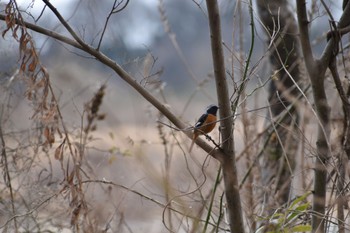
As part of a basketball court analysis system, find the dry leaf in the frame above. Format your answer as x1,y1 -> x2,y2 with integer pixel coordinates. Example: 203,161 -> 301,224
70,204 -> 81,226
67,170 -> 75,185
44,127 -> 50,141
54,141 -> 64,161
43,126 -> 55,146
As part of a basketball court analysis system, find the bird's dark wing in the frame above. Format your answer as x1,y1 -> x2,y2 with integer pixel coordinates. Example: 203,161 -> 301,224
195,113 -> 208,128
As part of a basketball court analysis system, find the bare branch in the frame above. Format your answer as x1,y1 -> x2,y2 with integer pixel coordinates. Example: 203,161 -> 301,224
206,0 -> 244,232
0,192 -> 58,229
296,0 -> 316,71
294,1 -> 350,232
0,14 -> 83,49
97,0 -> 130,50
13,1 -> 222,161
319,0 -> 350,69
0,123 -> 18,231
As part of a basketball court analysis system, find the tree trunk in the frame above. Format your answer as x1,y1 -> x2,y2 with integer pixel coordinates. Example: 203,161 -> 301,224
256,0 -> 301,211
206,1 -> 245,232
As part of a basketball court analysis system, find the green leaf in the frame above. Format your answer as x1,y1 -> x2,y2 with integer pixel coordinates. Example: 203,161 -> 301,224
289,192 -> 312,209
290,224 -> 312,232
294,203 -> 310,212
286,204 -> 309,222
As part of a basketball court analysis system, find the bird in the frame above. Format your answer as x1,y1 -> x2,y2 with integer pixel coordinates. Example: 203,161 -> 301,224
189,104 -> 219,152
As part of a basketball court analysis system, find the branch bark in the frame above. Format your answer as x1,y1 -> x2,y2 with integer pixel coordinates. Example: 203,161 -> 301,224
296,2 -> 329,233
256,0 -> 301,210
296,1 -> 350,232
206,1 -> 244,232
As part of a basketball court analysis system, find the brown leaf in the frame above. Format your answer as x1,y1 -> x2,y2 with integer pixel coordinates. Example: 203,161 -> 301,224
20,61 -> 26,73
48,127 -> 55,144
13,25 -> 21,41
19,35 -> 29,54
54,146 -> 62,160
44,127 -> 50,141
28,59 -> 37,72
2,27 -> 10,38
97,113 -> 106,120
54,141 -> 64,161
43,126 -> 55,146
67,170 -> 75,185
70,204 -> 81,226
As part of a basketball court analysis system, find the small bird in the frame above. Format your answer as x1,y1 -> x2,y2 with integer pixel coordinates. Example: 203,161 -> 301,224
189,104 -> 219,152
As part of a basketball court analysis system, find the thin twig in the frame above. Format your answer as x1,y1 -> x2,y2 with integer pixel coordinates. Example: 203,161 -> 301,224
231,0 -> 255,112
97,0 -> 130,50
0,14 -> 83,50
158,0 -> 213,100
0,124 -> 18,232
80,179 -> 228,231
0,192 -> 58,229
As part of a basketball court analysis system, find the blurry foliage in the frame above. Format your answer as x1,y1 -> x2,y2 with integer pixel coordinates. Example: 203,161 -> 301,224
256,192 -> 312,233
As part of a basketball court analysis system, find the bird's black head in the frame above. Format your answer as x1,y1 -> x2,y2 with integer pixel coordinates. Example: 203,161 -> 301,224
206,104 -> 219,115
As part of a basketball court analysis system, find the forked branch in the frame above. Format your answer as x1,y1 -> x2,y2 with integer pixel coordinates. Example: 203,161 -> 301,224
296,1 -> 350,232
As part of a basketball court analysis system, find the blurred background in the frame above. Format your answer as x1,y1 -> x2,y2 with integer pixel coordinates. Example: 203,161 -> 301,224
0,0 -> 344,232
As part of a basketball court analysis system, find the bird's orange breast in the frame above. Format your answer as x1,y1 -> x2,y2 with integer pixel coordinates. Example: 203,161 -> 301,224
195,114 -> 217,135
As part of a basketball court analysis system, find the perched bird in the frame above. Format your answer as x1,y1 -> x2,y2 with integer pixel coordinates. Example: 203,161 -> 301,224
189,104 -> 219,152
